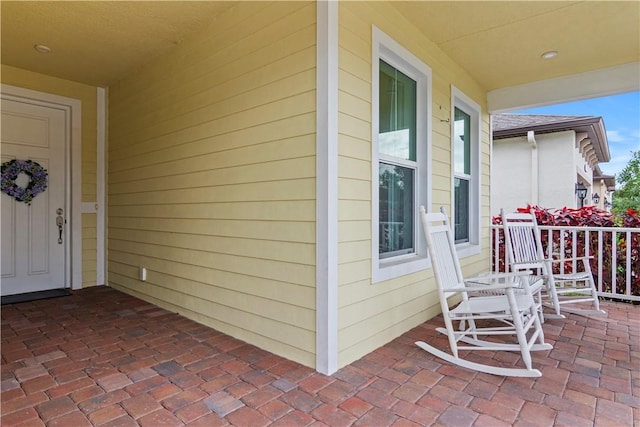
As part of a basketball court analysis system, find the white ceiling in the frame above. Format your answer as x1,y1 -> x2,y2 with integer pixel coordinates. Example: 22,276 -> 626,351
2,1 -> 639,91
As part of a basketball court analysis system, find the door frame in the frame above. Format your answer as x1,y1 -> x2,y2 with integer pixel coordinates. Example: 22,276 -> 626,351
1,84 -> 82,289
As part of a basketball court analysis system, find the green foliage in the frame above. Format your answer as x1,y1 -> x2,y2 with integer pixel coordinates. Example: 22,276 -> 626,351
613,150 -> 640,215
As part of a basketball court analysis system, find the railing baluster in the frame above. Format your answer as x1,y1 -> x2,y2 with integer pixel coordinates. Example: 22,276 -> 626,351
597,230 -> 603,294
611,230 -> 617,296
626,230 -> 632,297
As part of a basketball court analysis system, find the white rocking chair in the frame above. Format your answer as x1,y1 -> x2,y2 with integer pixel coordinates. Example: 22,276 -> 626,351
501,209 -> 606,318
416,207 -> 551,378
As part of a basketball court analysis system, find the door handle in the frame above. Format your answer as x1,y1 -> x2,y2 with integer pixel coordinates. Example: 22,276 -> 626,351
56,208 -> 64,244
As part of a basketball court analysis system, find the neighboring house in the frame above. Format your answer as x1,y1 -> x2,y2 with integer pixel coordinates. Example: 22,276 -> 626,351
593,172 -> 616,211
492,114 -> 613,215
1,2 -> 638,375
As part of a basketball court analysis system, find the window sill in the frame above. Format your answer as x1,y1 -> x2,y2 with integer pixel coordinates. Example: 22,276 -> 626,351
455,243 -> 481,259
372,254 -> 430,284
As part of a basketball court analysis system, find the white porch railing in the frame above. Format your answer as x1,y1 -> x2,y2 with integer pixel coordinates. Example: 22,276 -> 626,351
490,225 -> 640,302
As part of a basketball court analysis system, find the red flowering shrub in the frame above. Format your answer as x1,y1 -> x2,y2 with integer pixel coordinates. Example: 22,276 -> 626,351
492,205 -> 640,300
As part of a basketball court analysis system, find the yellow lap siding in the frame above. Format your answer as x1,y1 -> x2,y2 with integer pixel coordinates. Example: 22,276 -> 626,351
109,256 -> 314,310
108,217 -> 315,244
110,157 -> 316,193
108,229 -> 314,266
109,178 -> 315,206
108,1 -> 317,368
109,200 -> 315,222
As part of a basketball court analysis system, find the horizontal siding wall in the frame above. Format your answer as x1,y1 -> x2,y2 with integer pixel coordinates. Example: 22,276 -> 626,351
107,1 -> 317,368
337,2 -> 492,367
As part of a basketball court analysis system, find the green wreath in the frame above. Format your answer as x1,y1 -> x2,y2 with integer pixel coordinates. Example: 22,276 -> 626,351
1,159 -> 48,205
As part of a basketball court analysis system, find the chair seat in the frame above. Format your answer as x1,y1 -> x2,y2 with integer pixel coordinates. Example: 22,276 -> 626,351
451,294 -> 533,316
553,272 -> 591,281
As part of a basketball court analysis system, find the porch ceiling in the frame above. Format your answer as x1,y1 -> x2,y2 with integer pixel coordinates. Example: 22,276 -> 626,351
392,1 -> 640,91
1,1 -> 638,91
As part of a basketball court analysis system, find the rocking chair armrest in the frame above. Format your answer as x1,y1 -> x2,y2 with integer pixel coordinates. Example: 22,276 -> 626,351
548,255 -> 594,263
466,271 -> 531,282
512,260 -> 548,267
454,283 -> 519,293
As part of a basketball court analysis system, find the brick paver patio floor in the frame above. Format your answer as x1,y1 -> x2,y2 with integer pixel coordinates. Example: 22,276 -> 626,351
1,286 -> 638,426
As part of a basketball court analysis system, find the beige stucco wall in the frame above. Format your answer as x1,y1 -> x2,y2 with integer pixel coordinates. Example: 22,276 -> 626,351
107,2 -> 317,367
0,64 -> 99,286
493,131 -> 577,214
336,2 -> 492,367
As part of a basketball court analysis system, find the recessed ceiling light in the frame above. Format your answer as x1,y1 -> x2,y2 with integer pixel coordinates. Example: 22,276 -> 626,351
541,51 -> 558,60
34,44 -> 52,54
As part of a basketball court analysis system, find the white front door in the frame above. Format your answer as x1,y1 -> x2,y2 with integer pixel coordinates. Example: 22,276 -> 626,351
1,97 -> 67,296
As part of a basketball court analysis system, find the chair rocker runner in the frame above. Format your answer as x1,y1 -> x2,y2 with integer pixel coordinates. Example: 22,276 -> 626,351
501,209 -> 606,318
416,207 -> 551,378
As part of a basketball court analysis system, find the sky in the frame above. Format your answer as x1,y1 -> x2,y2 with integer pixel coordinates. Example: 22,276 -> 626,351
515,91 -> 640,179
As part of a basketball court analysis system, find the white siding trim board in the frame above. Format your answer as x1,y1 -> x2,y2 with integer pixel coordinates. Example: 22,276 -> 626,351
316,0 -> 339,376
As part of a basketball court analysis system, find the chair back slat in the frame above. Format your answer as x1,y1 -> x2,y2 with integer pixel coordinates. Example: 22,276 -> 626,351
502,211 -> 545,270
419,208 -> 465,299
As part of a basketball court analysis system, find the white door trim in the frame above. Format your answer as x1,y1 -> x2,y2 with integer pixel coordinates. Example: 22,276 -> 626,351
96,87 -> 106,286
1,84 -> 82,289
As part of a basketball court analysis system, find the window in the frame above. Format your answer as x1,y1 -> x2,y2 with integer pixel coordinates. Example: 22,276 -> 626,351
451,86 -> 481,257
372,27 -> 431,282
454,107 -> 471,243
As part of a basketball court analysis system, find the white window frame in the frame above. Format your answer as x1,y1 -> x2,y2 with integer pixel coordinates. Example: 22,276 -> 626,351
372,27 -> 432,283
451,85 -> 481,259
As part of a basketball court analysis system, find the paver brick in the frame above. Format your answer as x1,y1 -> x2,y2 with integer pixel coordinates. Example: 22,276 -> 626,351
353,406 -> 398,426
258,398 -> 293,420
70,385 -> 105,404
47,377 -> 95,399
138,408 -> 183,427
0,407 -> 40,426
270,410 -> 315,427
121,393 -> 162,419
282,389 -> 322,412
226,406 -> 271,427
239,385 -> 282,409
36,395 -> 77,422
46,410 -> 92,427
339,396 -> 373,418
87,404 -> 128,425
203,390 -> 244,417
437,405 -> 478,427
175,401 -> 211,423
183,412 -> 229,427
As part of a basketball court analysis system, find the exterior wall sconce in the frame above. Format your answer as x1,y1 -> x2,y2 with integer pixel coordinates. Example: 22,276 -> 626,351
592,193 -> 600,205
575,183 -> 587,207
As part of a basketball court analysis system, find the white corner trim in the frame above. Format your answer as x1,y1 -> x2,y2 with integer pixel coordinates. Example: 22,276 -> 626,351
96,87 -> 106,286
1,84 -> 83,290
316,0 -> 338,376
488,62 -> 640,113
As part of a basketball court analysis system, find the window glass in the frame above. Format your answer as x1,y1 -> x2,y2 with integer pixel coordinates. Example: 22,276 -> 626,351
379,60 -> 416,161
454,107 -> 471,175
454,177 -> 469,243
379,163 -> 414,257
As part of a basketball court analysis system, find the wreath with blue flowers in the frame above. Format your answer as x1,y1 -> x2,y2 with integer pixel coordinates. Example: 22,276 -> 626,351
1,159 -> 48,205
